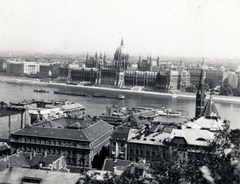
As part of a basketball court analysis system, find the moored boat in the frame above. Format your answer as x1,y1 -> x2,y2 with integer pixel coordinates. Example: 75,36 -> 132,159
92,94 -> 125,100
33,88 -> 49,93
117,95 -> 125,100
54,91 -> 88,97
156,107 -> 182,117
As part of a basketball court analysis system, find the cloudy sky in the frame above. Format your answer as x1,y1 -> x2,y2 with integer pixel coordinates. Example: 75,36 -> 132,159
0,0 -> 240,59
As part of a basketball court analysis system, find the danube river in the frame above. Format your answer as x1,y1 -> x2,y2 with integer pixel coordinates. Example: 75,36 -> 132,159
0,81 -> 239,129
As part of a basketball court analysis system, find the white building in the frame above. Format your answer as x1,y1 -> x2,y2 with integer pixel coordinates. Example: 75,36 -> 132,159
228,72 -> 238,88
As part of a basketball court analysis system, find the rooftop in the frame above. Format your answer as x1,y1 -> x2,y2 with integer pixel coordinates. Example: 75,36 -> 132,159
0,167 -> 82,184
12,119 -> 113,141
102,158 -> 132,172
129,131 -> 170,146
169,128 -> 215,146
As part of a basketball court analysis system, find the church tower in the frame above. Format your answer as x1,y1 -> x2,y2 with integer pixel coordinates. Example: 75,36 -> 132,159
103,53 -> 106,67
149,55 -> 152,72
138,54 -> 141,70
157,55 -> 160,67
195,59 -> 205,118
95,52 -> 98,67
95,60 -> 101,85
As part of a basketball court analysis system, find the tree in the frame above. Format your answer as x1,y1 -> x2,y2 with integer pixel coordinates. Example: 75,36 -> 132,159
149,124 -> 240,184
204,78 -> 215,91
233,88 -> 240,96
185,85 -> 197,92
149,148 -> 184,184
220,84 -> 233,95
183,124 -> 240,183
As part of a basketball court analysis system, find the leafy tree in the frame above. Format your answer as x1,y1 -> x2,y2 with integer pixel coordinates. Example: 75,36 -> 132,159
220,84 -> 233,95
204,78 -> 215,90
233,88 -> 240,96
185,85 -> 197,92
149,124 -> 240,184
197,125 -> 240,183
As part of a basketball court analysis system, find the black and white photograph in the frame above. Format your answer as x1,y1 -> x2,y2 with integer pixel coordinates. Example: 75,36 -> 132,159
0,0 -> 240,183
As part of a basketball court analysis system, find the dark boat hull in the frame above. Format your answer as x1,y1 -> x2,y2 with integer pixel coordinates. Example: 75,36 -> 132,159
33,90 -> 49,93
92,94 -> 125,100
54,91 -> 88,97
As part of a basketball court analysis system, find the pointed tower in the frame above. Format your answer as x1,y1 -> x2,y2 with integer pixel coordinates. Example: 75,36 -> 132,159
95,52 -> 98,67
157,55 -> 160,67
138,54 -> 141,70
103,52 -> 106,66
195,58 -> 205,118
86,52 -> 89,64
199,92 -> 221,119
121,37 -> 124,46
149,55 -> 152,72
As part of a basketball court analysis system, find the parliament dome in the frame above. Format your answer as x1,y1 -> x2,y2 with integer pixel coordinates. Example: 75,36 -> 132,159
114,38 -> 129,60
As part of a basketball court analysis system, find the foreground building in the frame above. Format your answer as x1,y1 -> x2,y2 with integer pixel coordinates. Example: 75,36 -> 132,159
10,117 -> 114,172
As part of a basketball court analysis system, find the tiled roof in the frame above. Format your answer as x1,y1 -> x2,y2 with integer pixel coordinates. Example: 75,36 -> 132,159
129,114 -> 143,129
36,117 -> 93,129
0,152 -> 29,172
0,143 -> 10,152
129,132 -> 170,146
22,152 -> 60,168
12,120 -> 113,141
194,117 -> 223,130
83,120 -> 113,141
0,168 -> 82,184
169,128 -> 215,146
112,126 -> 130,142
102,158 -> 132,172
12,126 -> 89,141
200,96 -> 220,119
149,124 -> 160,133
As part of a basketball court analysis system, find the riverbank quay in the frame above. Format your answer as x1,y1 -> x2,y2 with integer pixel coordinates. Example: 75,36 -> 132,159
1,75 -> 240,104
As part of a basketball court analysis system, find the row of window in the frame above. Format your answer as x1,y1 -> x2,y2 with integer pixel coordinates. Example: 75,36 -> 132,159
129,149 -> 162,156
18,138 -> 89,148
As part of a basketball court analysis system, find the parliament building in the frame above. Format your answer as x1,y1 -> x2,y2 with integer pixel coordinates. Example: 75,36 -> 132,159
58,38 -> 190,90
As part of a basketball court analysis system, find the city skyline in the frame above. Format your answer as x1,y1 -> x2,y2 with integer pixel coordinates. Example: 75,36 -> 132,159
1,0 -> 240,59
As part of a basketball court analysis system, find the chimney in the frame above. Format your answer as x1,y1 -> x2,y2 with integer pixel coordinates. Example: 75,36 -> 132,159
0,101 -> 4,109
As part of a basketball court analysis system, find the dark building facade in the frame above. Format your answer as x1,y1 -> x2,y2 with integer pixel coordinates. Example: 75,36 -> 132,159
10,118 -> 113,172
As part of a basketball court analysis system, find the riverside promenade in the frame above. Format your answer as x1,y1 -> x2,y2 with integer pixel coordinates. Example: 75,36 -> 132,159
1,75 -> 240,104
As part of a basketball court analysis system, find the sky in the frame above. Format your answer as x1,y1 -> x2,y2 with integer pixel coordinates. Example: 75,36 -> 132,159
0,0 -> 240,59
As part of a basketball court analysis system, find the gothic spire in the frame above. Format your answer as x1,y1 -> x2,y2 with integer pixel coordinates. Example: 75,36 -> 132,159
121,37 -> 124,46
195,58 -> 205,118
